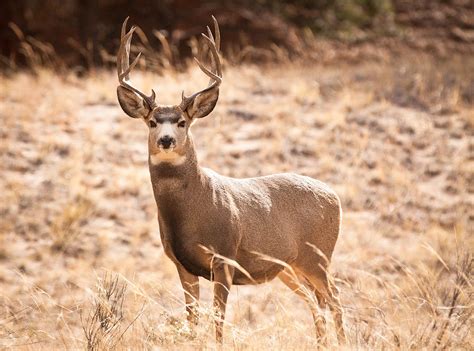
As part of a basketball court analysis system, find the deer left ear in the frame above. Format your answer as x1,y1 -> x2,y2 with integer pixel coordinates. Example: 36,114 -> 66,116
184,87 -> 219,119
117,86 -> 151,119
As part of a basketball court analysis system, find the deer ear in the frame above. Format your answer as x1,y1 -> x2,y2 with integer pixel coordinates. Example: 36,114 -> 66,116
117,86 -> 151,119
185,87 -> 219,119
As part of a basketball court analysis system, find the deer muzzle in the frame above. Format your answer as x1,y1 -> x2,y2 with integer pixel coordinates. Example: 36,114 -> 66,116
158,135 -> 176,151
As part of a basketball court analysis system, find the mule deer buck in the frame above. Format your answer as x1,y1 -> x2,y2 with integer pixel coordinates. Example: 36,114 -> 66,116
116,16 -> 346,344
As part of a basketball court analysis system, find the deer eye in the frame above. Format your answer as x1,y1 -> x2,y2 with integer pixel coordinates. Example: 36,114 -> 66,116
149,120 -> 157,128
178,120 -> 186,128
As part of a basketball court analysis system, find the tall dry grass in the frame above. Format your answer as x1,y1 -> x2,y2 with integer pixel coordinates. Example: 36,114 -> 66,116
0,52 -> 472,349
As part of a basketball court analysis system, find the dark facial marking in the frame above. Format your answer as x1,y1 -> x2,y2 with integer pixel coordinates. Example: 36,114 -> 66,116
153,107 -> 182,124
156,116 -> 181,124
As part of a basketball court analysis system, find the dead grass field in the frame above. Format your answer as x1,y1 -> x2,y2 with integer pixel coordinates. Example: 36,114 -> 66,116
0,53 -> 473,349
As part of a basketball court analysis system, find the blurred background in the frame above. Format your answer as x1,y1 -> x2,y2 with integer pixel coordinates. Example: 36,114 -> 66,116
1,0 -> 473,70
0,1 -> 473,350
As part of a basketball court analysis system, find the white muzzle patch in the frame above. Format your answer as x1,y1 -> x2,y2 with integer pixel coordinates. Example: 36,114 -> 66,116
158,124 -> 176,141
150,151 -> 186,166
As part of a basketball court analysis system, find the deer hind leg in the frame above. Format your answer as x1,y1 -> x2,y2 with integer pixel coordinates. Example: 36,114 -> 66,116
278,269 -> 327,345
301,267 -> 346,344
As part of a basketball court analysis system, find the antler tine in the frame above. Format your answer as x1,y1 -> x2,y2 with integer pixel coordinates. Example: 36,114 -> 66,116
206,26 -> 214,43
117,17 -> 156,108
201,33 -> 222,78
193,57 -> 221,83
204,17 -> 221,87
205,27 -> 217,86
121,16 -> 128,39
117,25 -> 136,81
212,15 -> 220,52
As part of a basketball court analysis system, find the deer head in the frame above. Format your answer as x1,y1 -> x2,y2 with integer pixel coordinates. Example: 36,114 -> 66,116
116,16 -> 222,163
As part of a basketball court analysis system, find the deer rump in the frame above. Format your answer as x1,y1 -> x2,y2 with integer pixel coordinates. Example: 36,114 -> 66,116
156,170 -> 341,285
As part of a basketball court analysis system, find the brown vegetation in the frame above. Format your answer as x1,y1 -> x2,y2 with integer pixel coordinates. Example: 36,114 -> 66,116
2,0 -> 473,70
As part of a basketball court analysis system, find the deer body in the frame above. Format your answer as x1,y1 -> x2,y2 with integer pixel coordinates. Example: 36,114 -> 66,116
150,145 -> 341,285
116,17 -> 345,344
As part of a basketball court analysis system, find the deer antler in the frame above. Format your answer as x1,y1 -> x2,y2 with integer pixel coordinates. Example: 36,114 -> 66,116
180,16 -> 222,109
117,17 -> 156,109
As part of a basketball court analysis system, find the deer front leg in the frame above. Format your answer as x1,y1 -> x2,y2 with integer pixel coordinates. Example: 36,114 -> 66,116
176,263 -> 200,326
211,259 -> 234,343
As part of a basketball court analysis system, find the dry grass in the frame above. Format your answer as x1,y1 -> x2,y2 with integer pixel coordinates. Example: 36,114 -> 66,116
82,273 -> 127,350
0,53 -> 472,349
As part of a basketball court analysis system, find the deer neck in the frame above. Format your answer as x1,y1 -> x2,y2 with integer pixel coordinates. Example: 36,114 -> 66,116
148,136 -> 204,205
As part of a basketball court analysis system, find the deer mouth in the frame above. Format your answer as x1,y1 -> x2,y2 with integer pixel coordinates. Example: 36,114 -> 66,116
159,145 -> 176,153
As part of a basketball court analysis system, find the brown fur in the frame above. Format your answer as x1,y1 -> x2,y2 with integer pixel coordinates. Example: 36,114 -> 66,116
150,142 -> 341,285
146,135 -> 346,344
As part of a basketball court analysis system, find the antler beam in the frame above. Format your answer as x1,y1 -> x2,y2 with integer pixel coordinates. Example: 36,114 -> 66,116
117,17 -> 156,109
181,16 -> 222,108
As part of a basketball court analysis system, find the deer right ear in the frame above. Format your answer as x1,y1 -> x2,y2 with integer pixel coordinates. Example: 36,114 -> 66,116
117,86 -> 151,119
184,87 -> 219,119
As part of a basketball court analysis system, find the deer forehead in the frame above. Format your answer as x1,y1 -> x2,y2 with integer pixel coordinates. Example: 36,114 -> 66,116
152,106 -> 184,123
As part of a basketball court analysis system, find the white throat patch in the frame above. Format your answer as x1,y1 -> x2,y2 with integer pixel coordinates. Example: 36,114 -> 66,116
150,152 -> 186,166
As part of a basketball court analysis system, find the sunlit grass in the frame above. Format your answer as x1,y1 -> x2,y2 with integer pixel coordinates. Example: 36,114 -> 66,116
0,57 -> 472,349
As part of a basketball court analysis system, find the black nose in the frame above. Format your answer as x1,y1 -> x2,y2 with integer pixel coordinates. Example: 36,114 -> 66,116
158,135 -> 175,149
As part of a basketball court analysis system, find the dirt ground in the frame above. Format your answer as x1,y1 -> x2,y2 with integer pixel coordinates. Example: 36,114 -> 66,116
0,50 -> 472,349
